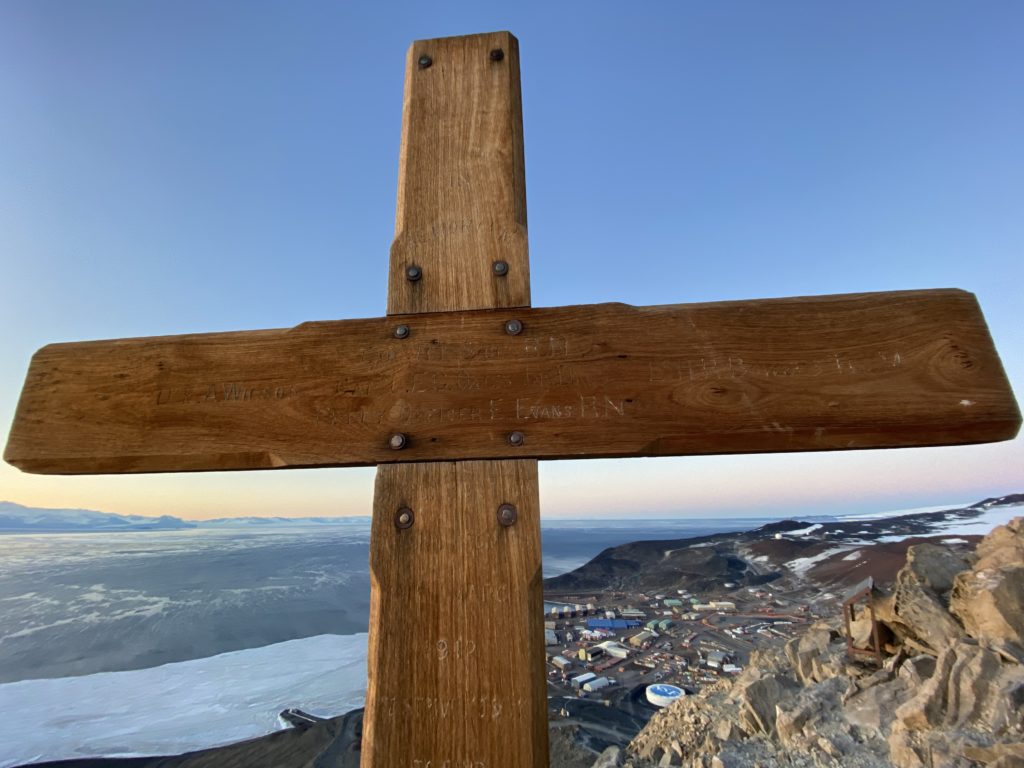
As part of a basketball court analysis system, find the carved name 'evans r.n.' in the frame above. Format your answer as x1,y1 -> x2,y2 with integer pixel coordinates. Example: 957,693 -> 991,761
5,290 -> 1020,475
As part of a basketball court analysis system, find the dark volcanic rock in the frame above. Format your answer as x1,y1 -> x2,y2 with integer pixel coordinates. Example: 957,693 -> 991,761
544,533 -> 775,593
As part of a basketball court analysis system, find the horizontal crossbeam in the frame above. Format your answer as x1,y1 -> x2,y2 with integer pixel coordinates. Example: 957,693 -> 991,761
5,288 -> 1019,475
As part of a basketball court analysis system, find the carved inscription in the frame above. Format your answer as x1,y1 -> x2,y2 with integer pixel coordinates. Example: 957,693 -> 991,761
401,364 -> 580,394
11,290 -> 1011,474
436,637 -> 476,661
648,351 -> 904,383
156,383 -> 297,405
312,394 -> 633,430
515,394 -> 630,420
405,335 -> 569,364
378,695 -> 528,721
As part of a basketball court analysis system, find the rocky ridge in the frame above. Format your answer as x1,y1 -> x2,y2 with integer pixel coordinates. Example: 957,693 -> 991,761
601,517 -> 1024,768
546,495 -> 1024,597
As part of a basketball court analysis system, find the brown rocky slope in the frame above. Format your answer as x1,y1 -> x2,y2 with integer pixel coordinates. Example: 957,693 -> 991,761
597,517 -> 1024,768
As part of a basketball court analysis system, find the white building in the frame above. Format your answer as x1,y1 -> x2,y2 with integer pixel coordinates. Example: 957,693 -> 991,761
595,641 -> 631,659
583,676 -> 610,692
571,672 -> 596,689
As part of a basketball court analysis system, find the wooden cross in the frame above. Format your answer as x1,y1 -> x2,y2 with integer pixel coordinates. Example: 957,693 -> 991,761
5,31 -> 1020,768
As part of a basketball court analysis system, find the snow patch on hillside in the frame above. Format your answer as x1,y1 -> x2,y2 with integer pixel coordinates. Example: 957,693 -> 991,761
787,547 -> 854,576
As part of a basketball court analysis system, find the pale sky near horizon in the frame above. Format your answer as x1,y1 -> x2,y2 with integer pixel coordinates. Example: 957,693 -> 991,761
1,2 -> 1021,520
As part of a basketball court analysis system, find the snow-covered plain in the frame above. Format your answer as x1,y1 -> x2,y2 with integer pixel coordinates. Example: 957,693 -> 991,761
876,504 -> 1024,543
0,633 -> 367,768
834,503 -> 975,522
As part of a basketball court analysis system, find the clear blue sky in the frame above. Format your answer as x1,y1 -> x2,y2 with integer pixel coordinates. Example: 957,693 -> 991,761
1,2 -> 1021,519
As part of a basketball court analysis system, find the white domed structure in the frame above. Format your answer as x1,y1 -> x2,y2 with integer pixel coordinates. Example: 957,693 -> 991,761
645,683 -> 684,707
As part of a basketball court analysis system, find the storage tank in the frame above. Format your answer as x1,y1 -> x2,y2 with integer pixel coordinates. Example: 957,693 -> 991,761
646,684 -> 684,707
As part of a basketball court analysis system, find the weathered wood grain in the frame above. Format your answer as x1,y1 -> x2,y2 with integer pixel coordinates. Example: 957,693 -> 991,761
388,30 -> 530,315
364,461 -> 546,767
365,32 -> 547,767
5,290 -> 1020,475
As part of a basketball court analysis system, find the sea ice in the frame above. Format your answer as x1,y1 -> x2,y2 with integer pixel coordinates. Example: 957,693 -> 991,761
0,633 -> 368,768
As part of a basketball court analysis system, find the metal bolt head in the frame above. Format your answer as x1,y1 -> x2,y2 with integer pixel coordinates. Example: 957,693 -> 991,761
492,260 -> 509,277
507,430 -> 525,447
394,324 -> 410,339
505,318 -> 523,336
405,265 -> 422,282
418,55 -> 432,69
497,503 -> 517,527
489,48 -> 504,62
395,507 -> 414,529
389,433 -> 408,450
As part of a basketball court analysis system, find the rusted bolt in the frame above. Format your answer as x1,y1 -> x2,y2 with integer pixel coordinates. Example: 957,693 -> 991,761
418,55 -> 432,69
497,503 -> 517,527
507,431 -> 525,447
395,507 -> 414,529
505,318 -> 523,336
394,324 -> 410,339
492,260 -> 509,277
389,433 -> 408,450
489,49 -> 504,62
405,265 -> 422,282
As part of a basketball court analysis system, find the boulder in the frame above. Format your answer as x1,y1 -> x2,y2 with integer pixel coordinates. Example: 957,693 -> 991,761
903,543 -> 972,593
895,643 -> 957,730
886,724 -> 966,768
951,566 -> 1024,650
962,742 -> 1024,766
949,517 -> 1024,651
734,674 -> 787,735
784,626 -> 843,684
881,545 -> 969,654
843,674 -> 908,734
943,642 -> 1003,729
897,654 -> 937,686
896,639 -> 1024,738
972,517 -> 1024,572
714,719 -> 744,743
592,746 -> 623,768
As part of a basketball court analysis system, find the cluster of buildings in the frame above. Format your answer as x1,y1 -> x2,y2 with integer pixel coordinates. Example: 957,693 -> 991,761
543,585 -> 808,706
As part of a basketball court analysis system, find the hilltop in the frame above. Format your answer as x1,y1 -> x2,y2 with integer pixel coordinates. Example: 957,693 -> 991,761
544,494 -> 1024,596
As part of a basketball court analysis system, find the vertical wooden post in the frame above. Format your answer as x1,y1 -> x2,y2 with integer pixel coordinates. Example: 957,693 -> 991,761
363,32 -> 548,767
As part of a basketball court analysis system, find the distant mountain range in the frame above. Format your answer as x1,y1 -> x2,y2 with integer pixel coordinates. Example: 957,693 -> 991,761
0,501 -> 370,533
2,495 -> 1021,536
